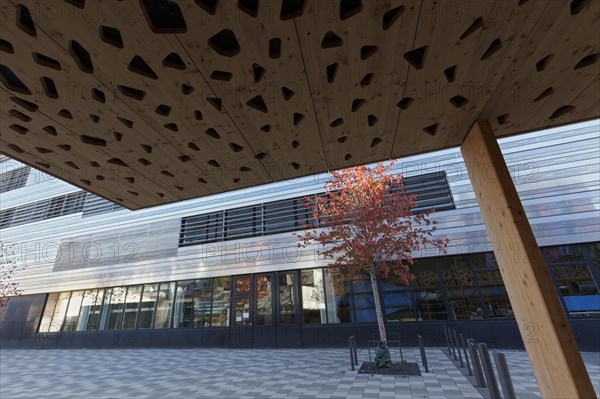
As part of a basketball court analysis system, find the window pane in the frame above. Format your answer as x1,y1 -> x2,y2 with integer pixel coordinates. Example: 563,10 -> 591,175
48,292 -> 71,332
477,270 -> 513,318
173,281 -> 195,328
154,282 -> 175,329
98,288 -> 111,331
472,252 -> 498,270
279,273 -> 296,324
105,287 -> 127,330
543,245 -> 585,263
137,284 -> 158,329
381,274 -> 415,321
301,269 -> 327,324
353,293 -> 376,323
193,279 -> 212,327
411,259 -> 447,320
122,286 -> 142,329
235,276 -> 250,293
38,293 -> 59,332
63,291 -> 84,331
324,268 -> 351,323
86,289 -> 105,331
211,277 -> 231,327
234,298 -> 251,326
442,256 -> 480,320
77,290 -> 99,331
256,275 -> 272,325
553,264 -> 600,315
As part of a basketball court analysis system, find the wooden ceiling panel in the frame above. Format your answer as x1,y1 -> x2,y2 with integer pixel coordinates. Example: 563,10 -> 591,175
1,0 -> 598,209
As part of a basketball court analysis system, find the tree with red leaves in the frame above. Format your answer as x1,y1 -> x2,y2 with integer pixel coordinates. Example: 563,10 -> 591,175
0,241 -> 23,308
298,162 -> 448,363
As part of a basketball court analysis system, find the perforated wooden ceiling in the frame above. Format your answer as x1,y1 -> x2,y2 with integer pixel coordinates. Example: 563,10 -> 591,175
1,0 -> 599,209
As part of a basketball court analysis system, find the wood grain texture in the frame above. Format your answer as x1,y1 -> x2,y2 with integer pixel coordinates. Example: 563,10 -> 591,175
0,0 -> 598,209
461,120 -> 596,399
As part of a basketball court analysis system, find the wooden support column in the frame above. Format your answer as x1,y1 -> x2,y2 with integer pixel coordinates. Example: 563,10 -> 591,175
461,120 -> 596,399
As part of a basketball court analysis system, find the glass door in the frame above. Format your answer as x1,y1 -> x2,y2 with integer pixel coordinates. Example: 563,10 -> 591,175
253,273 -> 275,347
230,275 -> 252,347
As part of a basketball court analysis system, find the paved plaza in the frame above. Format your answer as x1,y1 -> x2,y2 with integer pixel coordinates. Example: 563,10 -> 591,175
0,347 -> 598,398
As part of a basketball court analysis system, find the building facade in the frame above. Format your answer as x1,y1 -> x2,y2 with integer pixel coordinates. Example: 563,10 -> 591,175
1,120 -> 599,350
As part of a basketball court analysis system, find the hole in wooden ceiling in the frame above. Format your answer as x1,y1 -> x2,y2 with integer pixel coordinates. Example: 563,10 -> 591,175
33,52 -> 62,70
344,154 -> 352,161
8,109 -> 31,122
246,95 -> 268,112
337,136 -> 348,143
96,175 -> 105,180
205,128 -> 221,139
125,177 -> 135,183
117,117 -> 134,128
238,0 -> 259,17
99,26 -> 124,48
10,96 -> 38,112
90,162 -> 100,167
292,140 -> 300,148
281,87 -> 294,100
207,160 -> 220,167
423,123 -> 439,136
280,0 -> 306,20
497,114 -> 509,125
197,177 -> 207,184
178,155 -> 192,162
155,104 -> 172,116
128,56 -> 158,79
570,0 -> 590,15
340,0 -> 362,20
370,137 -> 382,147
140,0 -> 187,33
533,87 -> 554,102
17,5 -> 36,36
252,63 -> 265,82
0,39 -> 14,53
89,114 -> 100,123
127,191 -> 139,196
65,161 -> 80,170
80,135 -> 107,146
269,38 -> 281,58
40,77 -> 59,99
181,84 -> 194,95
80,179 -> 92,186
481,38 -> 502,60
293,112 -> 304,125
114,132 -> 123,141
326,62 -> 339,83
209,29 -> 241,57
360,73 -> 374,86
196,0 -> 217,15
404,46 -> 427,69
58,145 -> 71,151
254,152 -> 267,160
64,0 -> 85,9
321,31 -> 343,48
291,162 -> 301,169
210,70 -> 233,81
382,5 -> 403,30
69,40 -> 94,73
9,124 -> 28,135
0,65 -> 32,94
194,110 -> 203,120
444,65 -> 457,82
138,158 -> 152,165
188,142 -> 200,151
368,114 -> 377,126
574,53 -> 599,70
91,88 -> 106,103
58,109 -> 73,119
163,52 -> 186,69
351,98 -> 366,112
549,105 -> 575,120
43,126 -> 57,136
241,166 -> 252,172
207,97 -> 222,110
360,45 -> 377,60
460,16 -> 483,40
233,178 -> 240,183
107,158 -> 129,167
118,85 -> 146,100
449,95 -> 468,108
164,123 -> 178,132
9,144 -> 25,153
261,124 -> 271,132
229,142 -> 244,152
536,54 -> 553,72
330,118 -> 343,127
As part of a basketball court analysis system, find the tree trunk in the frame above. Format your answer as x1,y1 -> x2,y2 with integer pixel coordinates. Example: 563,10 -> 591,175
370,264 -> 387,342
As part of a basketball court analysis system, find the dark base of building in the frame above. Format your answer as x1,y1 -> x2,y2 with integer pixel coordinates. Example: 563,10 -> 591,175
3,319 -> 599,351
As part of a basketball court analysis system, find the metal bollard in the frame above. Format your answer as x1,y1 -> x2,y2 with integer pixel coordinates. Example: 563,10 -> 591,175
478,343 -> 501,399
468,338 -> 486,388
449,329 -> 457,360
352,336 -> 358,366
443,325 -> 452,355
349,336 -> 355,371
417,335 -> 429,373
453,329 -> 464,367
460,333 -> 472,376
494,352 -> 516,399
